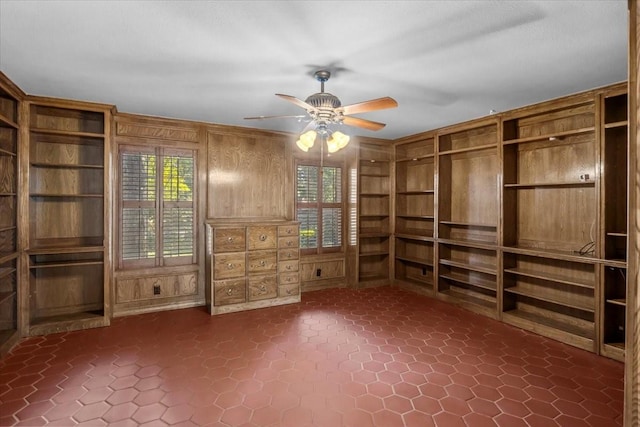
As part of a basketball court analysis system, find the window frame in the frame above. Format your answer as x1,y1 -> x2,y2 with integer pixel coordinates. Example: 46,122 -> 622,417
295,159 -> 345,255
118,145 -> 197,269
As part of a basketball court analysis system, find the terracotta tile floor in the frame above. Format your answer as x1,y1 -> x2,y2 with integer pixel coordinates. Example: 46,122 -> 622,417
0,286 -> 624,426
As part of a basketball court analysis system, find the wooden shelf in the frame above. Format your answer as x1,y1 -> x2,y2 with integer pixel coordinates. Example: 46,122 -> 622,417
359,251 -> 390,257
504,181 -> 595,188
504,267 -> 594,289
439,288 -> 495,309
0,226 -> 16,233
0,193 -> 16,197
440,273 -> 496,291
502,126 -> 595,145
360,192 -> 390,197
440,221 -> 497,229
503,309 -> 594,340
439,258 -> 496,275
397,215 -> 434,220
30,128 -> 105,139
397,190 -> 434,195
28,245 -> 104,255
30,260 -> 104,269
396,154 -> 434,162
0,291 -> 16,305
30,311 -> 105,328
395,233 -> 434,242
504,286 -> 594,312
603,259 -> 627,268
359,214 -> 389,219
0,267 -> 16,280
604,120 -> 628,129
30,162 -> 104,169
439,238 -> 497,251
396,255 -> 433,266
0,112 -> 18,129
0,252 -> 18,265
607,232 -> 627,237
30,193 -> 103,198
501,246 -> 599,263
606,298 -> 627,307
0,148 -> 16,157
438,143 -> 497,156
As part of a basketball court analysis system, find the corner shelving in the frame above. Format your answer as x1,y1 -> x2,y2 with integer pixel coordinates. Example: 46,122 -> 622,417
27,100 -> 111,335
357,140 -> 392,286
599,87 -> 628,361
393,135 -> 435,294
0,76 -> 20,355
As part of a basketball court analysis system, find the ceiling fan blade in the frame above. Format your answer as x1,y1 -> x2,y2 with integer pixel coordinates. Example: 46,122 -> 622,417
276,94 -> 317,111
342,116 -> 386,131
340,97 -> 398,116
244,114 -> 307,120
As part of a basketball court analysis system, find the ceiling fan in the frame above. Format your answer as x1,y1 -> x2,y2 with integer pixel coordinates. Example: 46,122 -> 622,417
245,70 -> 398,153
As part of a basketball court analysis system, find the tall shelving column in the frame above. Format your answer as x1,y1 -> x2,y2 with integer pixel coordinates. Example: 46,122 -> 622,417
501,94 -> 599,352
435,119 -> 500,319
357,139 -> 391,286
0,76 -> 21,355
393,134 -> 436,295
26,99 -> 111,335
599,85 -> 628,362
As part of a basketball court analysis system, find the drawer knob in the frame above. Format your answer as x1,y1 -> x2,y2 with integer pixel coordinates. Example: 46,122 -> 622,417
259,234 -> 267,241
227,237 -> 234,242
287,241 -> 292,246
287,253 -> 292,258
287,228 -> 292,234
227,263 -> 234,269
286,288 -> 292,295
226,288 -> 233,295
260,260 -> 266,266
286,265 -> 292,270
260,285 -> 266,292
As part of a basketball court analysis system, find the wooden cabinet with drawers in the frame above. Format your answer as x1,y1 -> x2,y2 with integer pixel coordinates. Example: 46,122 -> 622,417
205,219 -> 300,314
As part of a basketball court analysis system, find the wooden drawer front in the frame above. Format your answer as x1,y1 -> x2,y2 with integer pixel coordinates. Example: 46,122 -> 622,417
247,250 -> 277,275
214,279 -> 246,306
279,260 -> 299,273
279,283 -> 300,297
278,236 -> 299,249
278,224 -> 299,237
117,273 -> 198,303
279,272 -> 300,286
213,227 -> 245,253
248,275 -> 278,301
278,248 -> 299,261
213,253 -> 246,279
247,226 -> 277,250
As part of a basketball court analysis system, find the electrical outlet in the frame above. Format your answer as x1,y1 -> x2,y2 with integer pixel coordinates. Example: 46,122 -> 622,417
316,268 -> 322,277
422,267 -> 427,275
579,173 -> 590,182
153,284 -> 161,295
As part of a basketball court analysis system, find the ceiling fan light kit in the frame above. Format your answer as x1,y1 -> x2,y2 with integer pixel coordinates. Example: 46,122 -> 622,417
245,70 -> 398,153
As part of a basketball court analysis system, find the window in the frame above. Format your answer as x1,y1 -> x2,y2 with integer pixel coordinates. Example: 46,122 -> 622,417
296,163 -> 343,254
119,146 -> 196,268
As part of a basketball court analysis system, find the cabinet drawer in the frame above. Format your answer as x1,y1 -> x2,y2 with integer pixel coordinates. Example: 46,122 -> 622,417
279,283 -> 300,297
279,272 -> 300,286
213,227 -> 245,253
247,226 -> 277,250
214,279 -> 246,306
248,275 -> 277,301
279,260 -> 299,273
278,248 -> 299,261
247,250 -> 277,275
278,224 -> 299,237
213,253 -> 246,279
278,236 -> 299,249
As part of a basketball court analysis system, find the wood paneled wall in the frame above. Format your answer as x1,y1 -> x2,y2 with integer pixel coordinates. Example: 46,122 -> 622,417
206,128 -> 293,219
628,1 -> 639,425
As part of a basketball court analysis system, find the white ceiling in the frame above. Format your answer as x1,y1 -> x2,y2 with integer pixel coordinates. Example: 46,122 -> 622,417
0,1 -> 629,140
